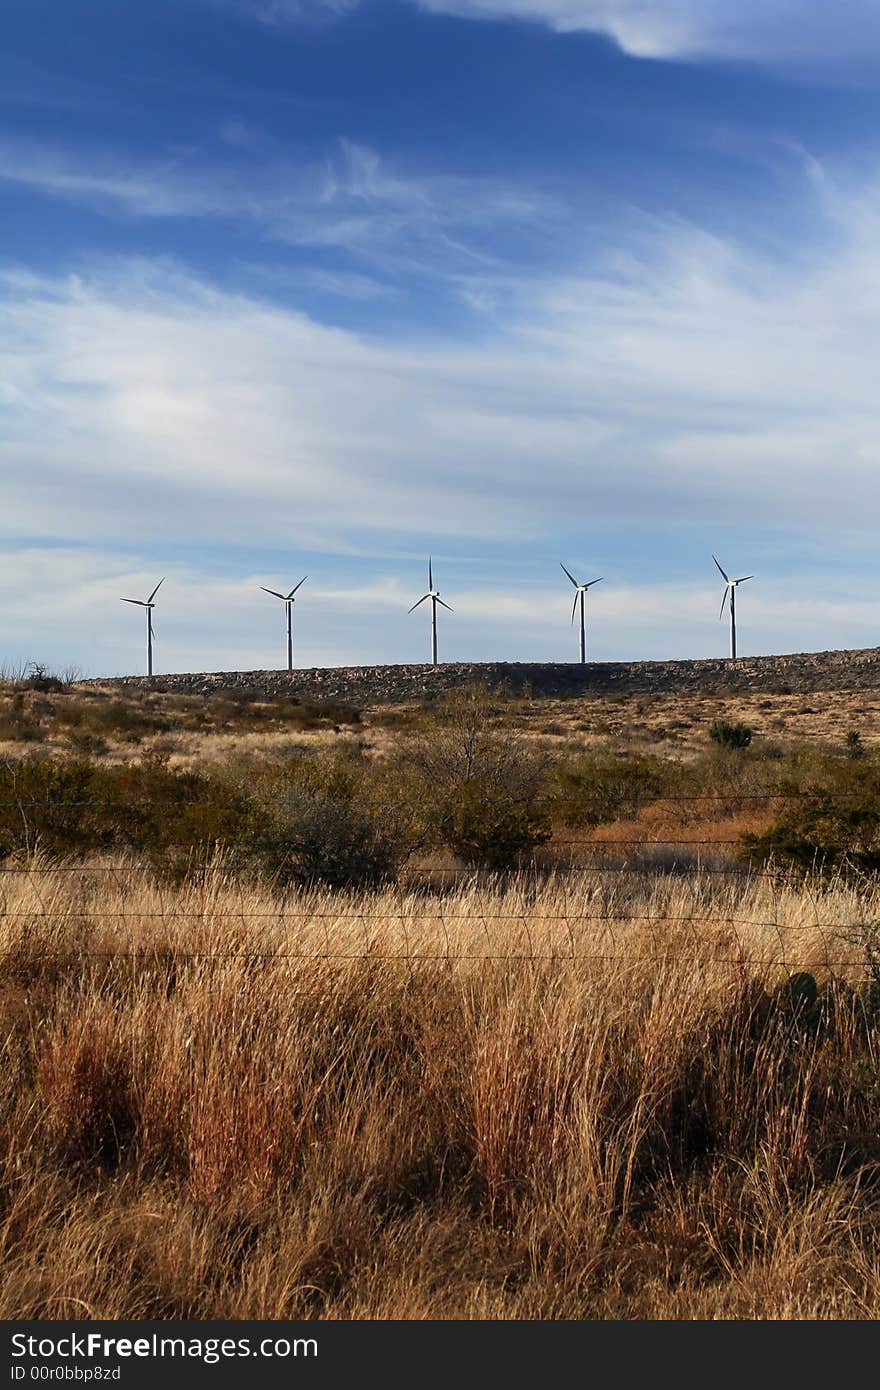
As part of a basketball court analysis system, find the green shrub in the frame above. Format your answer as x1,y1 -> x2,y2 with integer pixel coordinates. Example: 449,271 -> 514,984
87,753 -> 251,876
551,752 -> 678,827
0,693 -> 44,743
405,684 -> 550,868
0,757 -> 96,857
252,786 -> 403,890
709,720 -> 753,750
741,758 -> 880,879
0,752 -> 251,875
846,730 -> 865,760
431,780 -> 550,869
238,746 -> 410,888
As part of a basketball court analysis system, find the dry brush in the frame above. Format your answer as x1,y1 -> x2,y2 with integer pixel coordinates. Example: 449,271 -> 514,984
0,860 -> 879,1318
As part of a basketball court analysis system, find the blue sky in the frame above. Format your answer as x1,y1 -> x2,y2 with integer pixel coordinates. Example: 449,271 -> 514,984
3,1 -> 880,674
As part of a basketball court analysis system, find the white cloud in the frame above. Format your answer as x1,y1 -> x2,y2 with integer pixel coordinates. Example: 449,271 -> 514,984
4,159 -> 880,551
414,0 -> 880,65
0,257 -> 606,553
0,547 -> 875,676
6,154 -> 880,663
199,0 -> 880,70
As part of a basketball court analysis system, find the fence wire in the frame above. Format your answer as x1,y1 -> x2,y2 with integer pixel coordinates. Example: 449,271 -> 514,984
0,855 -> 871,975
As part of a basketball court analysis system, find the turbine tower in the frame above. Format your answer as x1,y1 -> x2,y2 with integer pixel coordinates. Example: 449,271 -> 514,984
260,577 -> 307,671
560,564 -> 603,664
120,578 -> 164,677
409,557 -> 452,666
713,556 -> 753,660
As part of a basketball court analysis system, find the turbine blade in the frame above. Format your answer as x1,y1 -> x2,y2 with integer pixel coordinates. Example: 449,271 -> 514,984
571,592 -> 579,625
436,597 -> 453,612
560,562 -> 579,588
408,594 -> 430,613
718,589 -> 729,621
147,577 -> 164,604
121,598 -> 146,606
260,587 -> 287,601
712,555 -> 730,583
428,556 -> 433,589
287,575 -> 308,599
585,577 -> 604,588
735,575 -> 754,584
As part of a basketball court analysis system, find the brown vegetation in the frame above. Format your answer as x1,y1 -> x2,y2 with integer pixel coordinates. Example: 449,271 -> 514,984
1,861 -> 880,1319
2,672 -> 880,1318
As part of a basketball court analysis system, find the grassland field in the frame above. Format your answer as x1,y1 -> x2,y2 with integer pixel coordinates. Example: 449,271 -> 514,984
3,667 -> 880,1317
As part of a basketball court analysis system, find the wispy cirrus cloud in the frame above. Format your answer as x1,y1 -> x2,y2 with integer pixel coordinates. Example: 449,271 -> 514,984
5,151 -> 880,666
3,153 -> 880,544
0,135 -> 560,278
201,0 -> 358,24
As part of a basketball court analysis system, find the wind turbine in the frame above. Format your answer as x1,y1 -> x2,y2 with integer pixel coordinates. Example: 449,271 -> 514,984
560,564 -> 603,664
409,557 -> 452,666
260,577 -> 307,671
713,556 -> 753,659
120,578 -> 164,677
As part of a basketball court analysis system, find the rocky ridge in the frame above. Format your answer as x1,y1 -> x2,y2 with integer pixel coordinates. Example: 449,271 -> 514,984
87,646 -> 880,704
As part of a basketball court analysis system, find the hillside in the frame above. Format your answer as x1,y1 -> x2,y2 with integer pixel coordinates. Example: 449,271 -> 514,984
6,645 -> 880,1320
95,645 -> 880,704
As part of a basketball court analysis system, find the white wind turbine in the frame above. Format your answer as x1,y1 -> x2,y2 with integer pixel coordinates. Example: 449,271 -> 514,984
120,578 -> 164,677
409,557 -> 452,666
260,577 -> 307,671
713,556 -> 753,659
560,564 -> 603,664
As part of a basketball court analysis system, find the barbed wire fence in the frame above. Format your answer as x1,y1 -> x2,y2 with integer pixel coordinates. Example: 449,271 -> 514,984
0,786 -> 875,976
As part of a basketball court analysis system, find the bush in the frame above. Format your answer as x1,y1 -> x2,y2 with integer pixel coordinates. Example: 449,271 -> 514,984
237,746 -> 410,889
709,720 -> 753,750
846,730 -> 865,760
0,693 -> 44,743
405,684 -> 550,868
551,752 -> 678,827
741,758 -> 880,878
431,781 -> 550,869
0,757 -> 96,857
18,663 -> 67,694
0,751 -> 251,875
252,785 -> 404,889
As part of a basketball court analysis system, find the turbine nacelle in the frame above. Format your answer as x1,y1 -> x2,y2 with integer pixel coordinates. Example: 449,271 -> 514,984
260,576 -> 307,603
560,563 -> 603,592
408,589 -> 451,612
120,576 -> 164,610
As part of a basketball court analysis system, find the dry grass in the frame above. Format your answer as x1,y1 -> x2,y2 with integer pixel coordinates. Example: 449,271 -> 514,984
1,859 -> 880,1318
3,678 -> 878,767
0,684 -> 366,767
446,688 -> 880,759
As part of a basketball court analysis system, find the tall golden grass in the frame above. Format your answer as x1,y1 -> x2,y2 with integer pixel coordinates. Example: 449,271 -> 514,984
1,858 -> 879,1318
